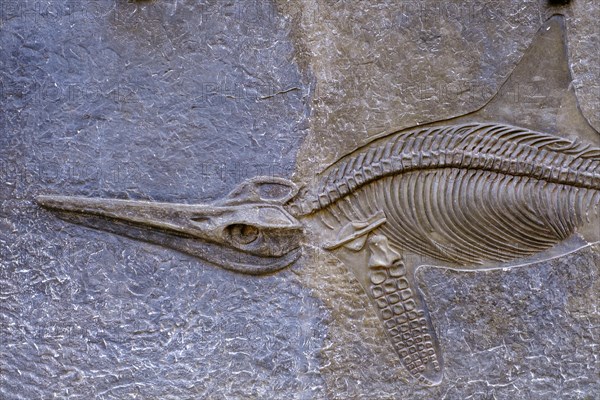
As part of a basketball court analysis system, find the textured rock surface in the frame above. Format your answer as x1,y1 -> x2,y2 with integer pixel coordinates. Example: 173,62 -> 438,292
1,0 -> 599,399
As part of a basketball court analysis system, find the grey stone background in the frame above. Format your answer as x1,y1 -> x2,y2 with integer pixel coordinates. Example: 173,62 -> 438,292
1,0 -> 598,399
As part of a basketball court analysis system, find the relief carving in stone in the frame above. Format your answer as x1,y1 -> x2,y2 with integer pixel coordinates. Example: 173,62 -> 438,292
36,15 -> 599,386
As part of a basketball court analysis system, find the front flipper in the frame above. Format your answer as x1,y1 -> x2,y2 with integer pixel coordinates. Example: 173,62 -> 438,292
325,216 -> 443,385
365,240 -> 443,386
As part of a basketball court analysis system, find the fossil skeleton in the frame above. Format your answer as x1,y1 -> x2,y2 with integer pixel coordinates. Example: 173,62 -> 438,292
36,16 -> 599,386
293,121 -> 600,384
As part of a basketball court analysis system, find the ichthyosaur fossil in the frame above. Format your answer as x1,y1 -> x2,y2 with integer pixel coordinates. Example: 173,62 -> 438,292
36,15 -> 599,386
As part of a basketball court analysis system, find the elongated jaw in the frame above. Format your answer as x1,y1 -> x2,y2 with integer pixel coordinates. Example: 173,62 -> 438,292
36,178 -> 304,274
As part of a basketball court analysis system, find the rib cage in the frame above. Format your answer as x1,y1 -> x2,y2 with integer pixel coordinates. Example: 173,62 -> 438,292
289,123 -> 600,217
321,169 -> 600,265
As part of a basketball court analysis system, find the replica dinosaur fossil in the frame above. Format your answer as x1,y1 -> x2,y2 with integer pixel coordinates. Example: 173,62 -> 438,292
37,16 -> 599,386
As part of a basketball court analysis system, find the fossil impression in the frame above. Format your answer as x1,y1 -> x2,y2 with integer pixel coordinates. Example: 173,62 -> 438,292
36,16 -> 599,386
293,120 -> 600,384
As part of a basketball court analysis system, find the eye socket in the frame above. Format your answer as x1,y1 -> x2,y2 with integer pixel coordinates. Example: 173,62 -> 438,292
227,224 -> 259,245
258,182 -> 295,203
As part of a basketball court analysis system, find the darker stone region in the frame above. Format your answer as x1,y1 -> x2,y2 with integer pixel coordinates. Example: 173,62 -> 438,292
0,0 -> 322,398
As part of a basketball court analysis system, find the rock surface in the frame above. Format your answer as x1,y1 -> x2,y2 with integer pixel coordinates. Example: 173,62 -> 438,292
1,0 -> 598,398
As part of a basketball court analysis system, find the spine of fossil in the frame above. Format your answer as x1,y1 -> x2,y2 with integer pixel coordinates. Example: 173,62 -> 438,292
288,123 -> 600,216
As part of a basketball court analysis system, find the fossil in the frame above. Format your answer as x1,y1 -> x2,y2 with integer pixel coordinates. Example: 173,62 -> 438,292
294,120 -> 600,385
36,15 -> 599,386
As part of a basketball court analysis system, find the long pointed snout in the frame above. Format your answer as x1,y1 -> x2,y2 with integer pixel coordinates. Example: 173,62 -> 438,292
36,194 -> 303,274
36,195 -> 226,240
